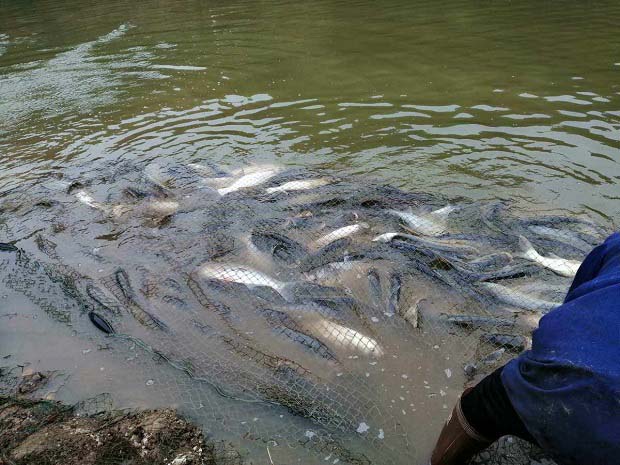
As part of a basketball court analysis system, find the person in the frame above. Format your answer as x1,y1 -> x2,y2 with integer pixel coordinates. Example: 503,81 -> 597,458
430,232 -> 620,465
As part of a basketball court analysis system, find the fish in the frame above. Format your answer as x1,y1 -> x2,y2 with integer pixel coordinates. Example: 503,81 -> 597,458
261,309 -> 337,361
522,215 -> 606,237
478,282 -> 561,312
366,268 -> 382,303
373,232 -> 479,255
528,225 -> 595,253
311,223 -> 368,249
400,297 -> 424,329
75,190 -> 105,210
387,272 -> 401,316
142,200 -> 179,217
250,231 -> 308,266
450,259 -> 540,283
517,235 -> 581,277
75,190 -> 129,217
86,284 -> 121,315
88,311 -> 115,334
198,263 -> 289,296
464,348 -> 506,379
513,282 -> 569,302
388,205 -> 455,236
440,314 -> 514,329
187,162 -> 232,178
0,242 -> 18,252
111,269 -> 168,330
266,178 -> 331,194
466,252 -> 513,271
299,237 -> 352,272
303,317 -> 383,357
303,259 -> 358,282
479,347 -> 507,364
480,333 -> 530,353
217,167 -> 282,195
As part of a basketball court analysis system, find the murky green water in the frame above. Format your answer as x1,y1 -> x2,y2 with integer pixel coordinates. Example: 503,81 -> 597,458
1,0 -> 619,219
0,1 -> 619,464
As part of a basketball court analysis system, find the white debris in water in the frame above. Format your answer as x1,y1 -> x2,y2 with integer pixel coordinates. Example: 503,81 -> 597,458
356,422 -> 370,433
440,390 -> 447,397
305,430 -> 316,439
170,455 -> 188,465
401,374 -> 408,379
378,429 -> 385,439
365,372 -> 370,377
370,317 -> 379,322
146,379 -> 154,386
444,368 -> 452,379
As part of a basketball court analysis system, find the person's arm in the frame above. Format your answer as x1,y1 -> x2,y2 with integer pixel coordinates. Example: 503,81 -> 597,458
430,366 -> 536,465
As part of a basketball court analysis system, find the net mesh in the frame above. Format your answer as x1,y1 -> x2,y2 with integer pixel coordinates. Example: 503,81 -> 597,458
0,159 -> 609,464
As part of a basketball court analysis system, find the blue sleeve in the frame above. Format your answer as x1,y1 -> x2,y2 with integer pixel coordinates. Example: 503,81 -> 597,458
501,232 -> 620,465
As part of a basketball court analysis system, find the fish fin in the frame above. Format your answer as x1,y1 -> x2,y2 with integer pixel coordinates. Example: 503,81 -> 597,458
372,233 -> 398,242
430,204 -> 457,218
516,235 -> 540,260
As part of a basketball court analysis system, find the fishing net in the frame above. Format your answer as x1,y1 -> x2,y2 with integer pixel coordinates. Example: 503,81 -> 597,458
0,159 -> 609,464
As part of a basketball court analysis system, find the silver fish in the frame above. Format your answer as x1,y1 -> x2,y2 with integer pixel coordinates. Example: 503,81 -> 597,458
198,263 -> 289,295
518,235 -> 581,277
304,317 -> 383,357
311,223 -> 368,249
388,205 -> 455,236
266,178 -> 331,194
528,225 -> 594,252
304,260 -> 358,281
373,232 -> 479,255
76,190 -> 177,219
478,282 -> 561,312
217,167 -> 282,195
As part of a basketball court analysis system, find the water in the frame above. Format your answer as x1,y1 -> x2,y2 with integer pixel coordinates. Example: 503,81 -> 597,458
0,1 -> 619,464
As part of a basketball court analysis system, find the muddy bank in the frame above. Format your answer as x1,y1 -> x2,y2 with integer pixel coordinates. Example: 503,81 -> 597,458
0,370 -> 245,465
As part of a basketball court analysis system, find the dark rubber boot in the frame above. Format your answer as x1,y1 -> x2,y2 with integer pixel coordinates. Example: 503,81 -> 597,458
430,389 -> 493,465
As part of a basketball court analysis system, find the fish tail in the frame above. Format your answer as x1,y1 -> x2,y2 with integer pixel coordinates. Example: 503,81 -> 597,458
517,235 -> 540,261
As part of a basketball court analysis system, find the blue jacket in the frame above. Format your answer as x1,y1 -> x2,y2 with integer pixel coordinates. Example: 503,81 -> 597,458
502,232 -> 620,465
